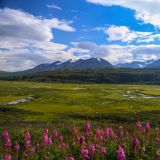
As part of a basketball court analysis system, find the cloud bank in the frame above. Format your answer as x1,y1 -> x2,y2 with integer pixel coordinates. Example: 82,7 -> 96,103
0,7 -> 160,71
100,25 -> 160,43
0,8 -> 76,71
86,0 -> 160,27
71,42 -> 160,64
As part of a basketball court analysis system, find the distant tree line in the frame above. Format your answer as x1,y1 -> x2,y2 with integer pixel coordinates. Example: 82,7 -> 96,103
0,68 -> 160,84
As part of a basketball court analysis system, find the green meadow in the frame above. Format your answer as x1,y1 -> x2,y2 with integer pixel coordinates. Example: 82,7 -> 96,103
0,81 -> 160,127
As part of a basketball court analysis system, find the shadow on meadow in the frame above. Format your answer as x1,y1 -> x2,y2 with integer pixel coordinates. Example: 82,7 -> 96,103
64,110 -> 160,124
0,106 -> 159,128
0,106 -> 43,121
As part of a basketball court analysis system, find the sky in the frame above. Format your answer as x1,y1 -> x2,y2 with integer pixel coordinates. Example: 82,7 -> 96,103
1,0 -> 160,71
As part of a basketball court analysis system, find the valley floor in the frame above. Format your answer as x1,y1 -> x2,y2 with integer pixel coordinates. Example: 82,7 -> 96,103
0,81 -> 160,128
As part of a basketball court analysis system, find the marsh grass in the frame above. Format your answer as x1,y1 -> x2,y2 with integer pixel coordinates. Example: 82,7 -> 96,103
0,81 -> 160,127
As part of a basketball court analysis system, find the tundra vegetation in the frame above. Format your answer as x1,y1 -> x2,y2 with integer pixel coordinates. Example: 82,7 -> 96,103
0,81 -> 160,159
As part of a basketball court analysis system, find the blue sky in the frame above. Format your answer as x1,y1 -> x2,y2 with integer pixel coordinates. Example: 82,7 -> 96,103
1,0 -> 160,71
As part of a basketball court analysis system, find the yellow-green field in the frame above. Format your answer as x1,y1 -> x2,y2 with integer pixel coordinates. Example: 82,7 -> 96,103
0,81 -> 160,127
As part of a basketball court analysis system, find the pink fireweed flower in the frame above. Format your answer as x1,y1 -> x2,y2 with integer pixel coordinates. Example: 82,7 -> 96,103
71,127 -> 77,135
53,129 -> 58,137
5,153 -> 11,160
24,130 -> 31,147
5,136 -> 11,148
25,139 -> 31,148
133,137 -> 139,150
80,136 -> 85,145
43,133 -> 49,145
109,128 -> 114,138
136,120 -> 142,130
100,146 -> 107,155
42,128 -> 49,145
97,134 -> 103,142
25,130 -> 31,140
49,137 -> 53,145
89,143 -> 96,155
81,148 -> 89,158
145,122 -> 151,130
100,129 -> 104,135
117,146 -> 125,160
96,144 -> 100,150
59,135 -> 63,142
43,128 -> 49,136
68,156 -> 75,160
85,122 -> 91,132
76,136 -> 80,144
44,128 -> 49,134
2,129 -> 9,138
14,142 -> 20,151
105,128 -> 110,138
96,129 -> 104,141
96,129 -> 104,136
85,130 -> 93,138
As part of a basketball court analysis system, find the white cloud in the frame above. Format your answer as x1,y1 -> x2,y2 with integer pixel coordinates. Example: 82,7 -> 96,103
1,39 -> 160,71
47,4 -> 62,10
0,40 -> 76,71
0,8 -> 76,71
70,42 -> 160,64
0,8 -> 75,42
104,25 -> 160,43
1,7 -> 160,71
86,0 -> 160,27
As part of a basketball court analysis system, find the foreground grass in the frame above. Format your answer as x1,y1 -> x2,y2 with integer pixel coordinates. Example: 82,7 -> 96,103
0,81 -> 160,127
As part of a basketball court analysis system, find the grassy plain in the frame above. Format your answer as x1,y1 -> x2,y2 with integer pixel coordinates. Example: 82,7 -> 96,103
0,81 -> 160,127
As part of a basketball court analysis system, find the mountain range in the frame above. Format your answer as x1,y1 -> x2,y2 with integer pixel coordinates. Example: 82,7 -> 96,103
146,59 -> 160,68
1,57 -> 160,84
117,60 -> 154,68
24,57 -> 113,73
1,57 -> 160,74
27,57 -> 160,73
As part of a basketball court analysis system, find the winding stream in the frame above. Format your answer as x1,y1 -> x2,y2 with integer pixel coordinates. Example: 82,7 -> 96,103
123,92 -> 160,99
0,96 -> 34,106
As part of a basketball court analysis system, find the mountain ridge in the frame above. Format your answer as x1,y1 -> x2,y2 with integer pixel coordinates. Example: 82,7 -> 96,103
117,60 -> 155,68
0,57 -> 160,74
23,57 -> 113,73
146,59 -> 160,68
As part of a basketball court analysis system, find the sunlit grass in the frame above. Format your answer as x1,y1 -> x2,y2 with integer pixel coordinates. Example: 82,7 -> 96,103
0,81 -> 160,127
